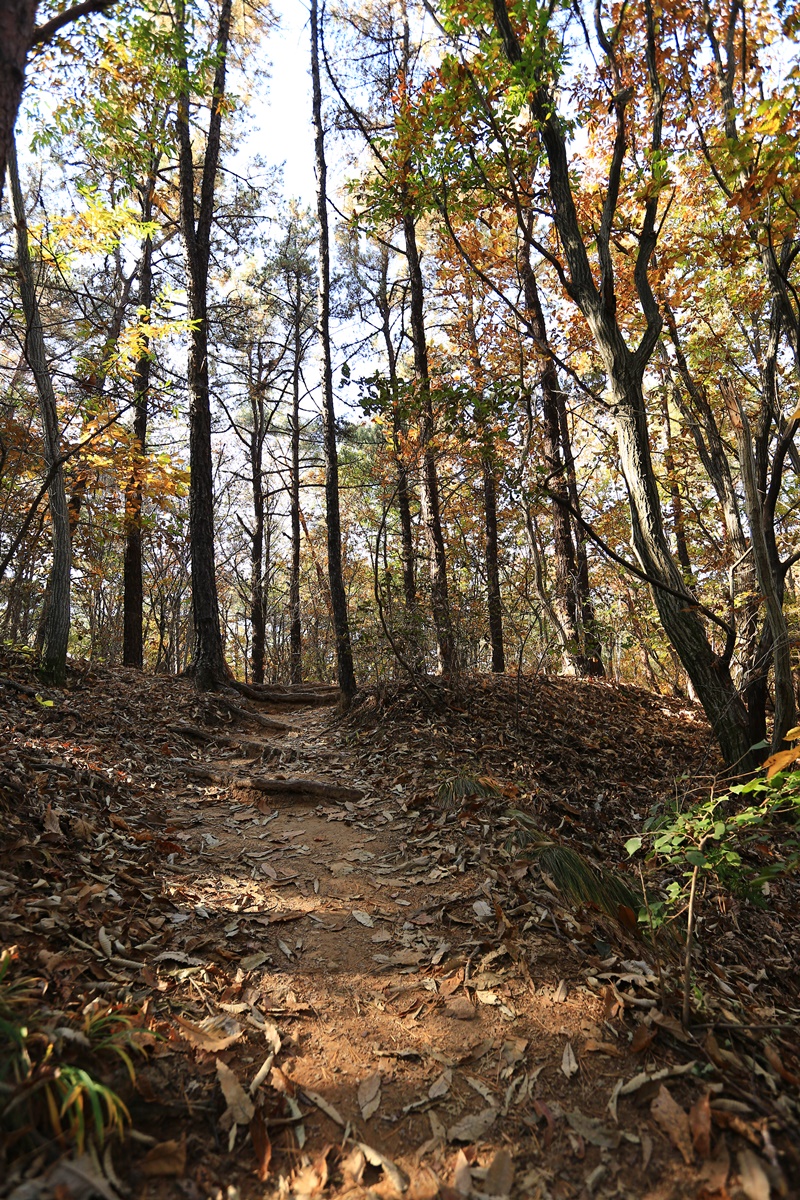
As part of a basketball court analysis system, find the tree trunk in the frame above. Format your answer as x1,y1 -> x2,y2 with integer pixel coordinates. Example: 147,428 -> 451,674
289,281 -> 303,684
376,246 -> 417,615
8,135 -> 71,685
0,1 -> 37,210
491,0 -> 753,768
122,194 -> 154,669
175,0 -> 231,690
249,404 -> 266,685
311,0 -> 356,701
520,240 -> 596,675
722,379 -> 796,750
402,209 -> 453,673
482,456 -> 505,671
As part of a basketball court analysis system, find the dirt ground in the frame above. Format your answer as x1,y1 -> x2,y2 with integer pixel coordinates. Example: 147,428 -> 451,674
1,656 -> 798,1200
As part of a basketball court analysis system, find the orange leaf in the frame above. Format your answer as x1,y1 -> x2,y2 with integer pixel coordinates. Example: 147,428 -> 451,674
764,746 -> 800,779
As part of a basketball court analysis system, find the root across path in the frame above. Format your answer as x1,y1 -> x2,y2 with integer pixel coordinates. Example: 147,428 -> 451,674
1,655 -> 798,1200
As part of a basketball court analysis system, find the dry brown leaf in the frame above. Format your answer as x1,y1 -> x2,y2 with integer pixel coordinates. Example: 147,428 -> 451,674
651,1084 -> 694,1165
140,1137 -> 187,1178
340,1145 -> 366,1189
452,1149 -> 472,1197
445,996 -> 476,1020
689,1091 -> 712,1159
484,1148 -> 515,1196
292,1144 -> 331,1197
250,1110 -> 272,1183
175,1013 -> 243,1052
216,1058 -> 255,1125
447,1107 -> 497,1143
357,1141 -> 410,1193
561,1041 -> 579,1078
630,1023 -> 657,1054
737,1149 -> 771,1200
358,1070 -> 382,1120
566,1110 -> 620,1149
428,1067 -> 453,1099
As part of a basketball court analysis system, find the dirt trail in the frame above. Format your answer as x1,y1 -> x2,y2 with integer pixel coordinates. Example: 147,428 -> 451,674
2,663 -> 796,1200
140,700 -> 707,1200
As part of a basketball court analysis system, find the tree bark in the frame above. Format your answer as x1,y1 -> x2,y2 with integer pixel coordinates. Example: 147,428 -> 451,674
8,135 -> 71,685
122,188 -> 155,669
175,0 -> 231,690
289,276 -> 303,684
402,209 -> 453,673
492,0 -> 753,769
311,0 -> 356,701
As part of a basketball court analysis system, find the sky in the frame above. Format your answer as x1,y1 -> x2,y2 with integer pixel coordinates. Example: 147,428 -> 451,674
258,0 -> 316,204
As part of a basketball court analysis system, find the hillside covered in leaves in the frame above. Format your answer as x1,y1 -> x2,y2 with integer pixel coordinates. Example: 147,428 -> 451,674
2,650 -> 799,1199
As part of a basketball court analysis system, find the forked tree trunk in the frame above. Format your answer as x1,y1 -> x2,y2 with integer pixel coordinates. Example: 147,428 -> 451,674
8,136 -> 71,685
492,0 -> 753,769
311,0 -> 356,701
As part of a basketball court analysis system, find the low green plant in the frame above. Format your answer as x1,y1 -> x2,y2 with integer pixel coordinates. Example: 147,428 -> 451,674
0,948 -> 146,1162
625,736 -> 800,919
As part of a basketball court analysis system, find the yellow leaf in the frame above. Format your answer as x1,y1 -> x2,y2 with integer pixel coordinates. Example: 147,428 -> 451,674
784,726 -> 800,742
764,747 -> 800,779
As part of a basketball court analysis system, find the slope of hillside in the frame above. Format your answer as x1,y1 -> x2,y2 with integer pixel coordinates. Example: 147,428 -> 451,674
1,653 -> 797,1199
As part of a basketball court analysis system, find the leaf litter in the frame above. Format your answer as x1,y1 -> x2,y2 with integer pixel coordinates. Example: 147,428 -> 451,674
0,653 -> 799,1198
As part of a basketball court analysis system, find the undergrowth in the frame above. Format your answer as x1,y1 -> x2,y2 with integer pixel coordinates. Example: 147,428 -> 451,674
0,947 -> 149,1168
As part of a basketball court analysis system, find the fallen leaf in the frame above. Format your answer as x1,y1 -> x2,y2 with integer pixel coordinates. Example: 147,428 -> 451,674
689,1091 -> 712,1158
428,1067 -> 453,1099
292,1144 -> 331,1197
447,1107 -> 497,1143
566,1110 -> 621,1149
484,1148 -> 514,1195
357,1141 -> 410,1193
250,1110 -> 272,1182
358,1071 -> 382,1120
340,1145 -> 366,1188
175,1013 -> 243,1052
651,1084 -> 693,1165
533,1098 -> 556,1149
737,1149 -> 771,1200
352,909 -> 375,927
561,1041 -> 579,1078
583,1038 -> 619,1055
140,1137 -> 187,1178
453,1149 -> 472,1196
630,1023 -> 657,1054
446,996 -> 476,1020
217,1058 -> 255,1125
43,805 -> 64,837
302,1087 -> 346,1127
45,1154 -> 122,1200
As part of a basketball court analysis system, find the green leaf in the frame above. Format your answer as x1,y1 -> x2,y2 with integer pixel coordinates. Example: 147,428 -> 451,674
712,821 -> 726,839
625,836 -> 643,856
685,849 -> 708,868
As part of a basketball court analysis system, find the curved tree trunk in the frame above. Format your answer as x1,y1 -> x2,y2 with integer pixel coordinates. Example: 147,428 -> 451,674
8,135 -> 71,685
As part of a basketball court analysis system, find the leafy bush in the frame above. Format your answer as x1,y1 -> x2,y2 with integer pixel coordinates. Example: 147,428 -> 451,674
625,729 -> 800,929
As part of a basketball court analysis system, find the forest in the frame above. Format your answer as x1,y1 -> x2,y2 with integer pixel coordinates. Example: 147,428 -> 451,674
1,0 -> 800,1197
